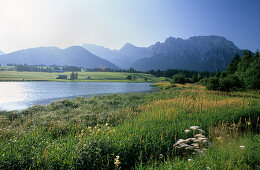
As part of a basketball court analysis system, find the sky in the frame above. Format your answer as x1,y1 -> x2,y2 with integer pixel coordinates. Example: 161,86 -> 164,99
0,0 -> 259,53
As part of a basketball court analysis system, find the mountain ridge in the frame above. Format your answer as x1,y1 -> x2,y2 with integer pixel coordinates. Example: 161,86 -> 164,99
82,42 -> 150,69
82,35 -> 242,72
133,35 -> 242,72
0,46 -> 119,69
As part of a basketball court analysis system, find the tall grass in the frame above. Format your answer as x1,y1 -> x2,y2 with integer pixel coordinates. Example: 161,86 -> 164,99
0,84 -> 259,169
138,122 -> 260,170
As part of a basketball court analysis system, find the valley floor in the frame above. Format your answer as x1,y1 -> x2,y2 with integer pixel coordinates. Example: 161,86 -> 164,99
0,83 -> 259,169
0,71 -> 163,82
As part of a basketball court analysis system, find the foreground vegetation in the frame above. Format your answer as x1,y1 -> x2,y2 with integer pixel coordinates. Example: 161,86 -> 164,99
0,83 -> 259,169
0,71 -> 163,82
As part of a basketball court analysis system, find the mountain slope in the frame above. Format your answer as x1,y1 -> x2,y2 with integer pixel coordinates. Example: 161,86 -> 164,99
81,43 -> 129,68
132,36 -> 242,72
0,46 -> 119,69
82,43 -> 149,69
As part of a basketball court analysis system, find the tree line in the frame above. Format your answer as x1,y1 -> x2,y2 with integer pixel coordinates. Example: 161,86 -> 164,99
147,69 -> 213,83
13,65 -> 82,72
206,50 -> 259,91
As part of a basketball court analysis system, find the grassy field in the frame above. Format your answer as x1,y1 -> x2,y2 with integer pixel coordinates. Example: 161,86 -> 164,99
0,71 -> 164,82
0,83 -> 259,169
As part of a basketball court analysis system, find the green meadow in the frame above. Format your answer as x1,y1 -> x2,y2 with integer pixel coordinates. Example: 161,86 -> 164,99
0,71 -> 164,82
0,82 -> 259,169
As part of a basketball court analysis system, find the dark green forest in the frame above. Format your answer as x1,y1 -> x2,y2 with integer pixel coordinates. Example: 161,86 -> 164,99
147,69 -> 213,83
206,50 -> 260,91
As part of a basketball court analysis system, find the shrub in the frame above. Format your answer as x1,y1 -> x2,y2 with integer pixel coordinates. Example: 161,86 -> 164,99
172,74 -> 186,84
126,75 -> 132,80
218,75 -> 242,92
206,77 -> 219,91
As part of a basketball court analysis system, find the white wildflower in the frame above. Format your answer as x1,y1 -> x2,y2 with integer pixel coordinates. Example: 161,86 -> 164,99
184,129 -> 190,134
240,145 -> 246,149
190,126 -> 199,131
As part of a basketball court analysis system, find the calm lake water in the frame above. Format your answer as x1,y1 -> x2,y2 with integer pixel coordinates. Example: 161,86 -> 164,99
0,82 -> 154,111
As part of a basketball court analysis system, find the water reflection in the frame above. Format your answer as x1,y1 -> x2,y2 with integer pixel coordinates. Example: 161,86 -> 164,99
0,82 -> 153,111
0,82 -> 28,103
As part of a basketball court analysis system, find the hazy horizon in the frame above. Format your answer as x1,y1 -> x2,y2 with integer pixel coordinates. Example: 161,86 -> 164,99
0,0 -> 259,53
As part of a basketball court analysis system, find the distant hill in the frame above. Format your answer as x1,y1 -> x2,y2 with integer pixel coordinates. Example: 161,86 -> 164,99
0,50 -> 4,55
82,43 -> 149,69
132,36 -> 242,72
0,46 -> 119,69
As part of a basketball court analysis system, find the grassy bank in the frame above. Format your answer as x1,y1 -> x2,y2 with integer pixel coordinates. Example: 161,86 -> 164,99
0,83 -> 259,169
0,71 -> 164,82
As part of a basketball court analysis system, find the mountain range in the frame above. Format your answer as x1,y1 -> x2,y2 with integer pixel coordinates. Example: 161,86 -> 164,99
132,36 -> 242,72
0,35 -> 243,72
83,36 -> 242,72
82,43 -> 149,69
0,46 -> 119,69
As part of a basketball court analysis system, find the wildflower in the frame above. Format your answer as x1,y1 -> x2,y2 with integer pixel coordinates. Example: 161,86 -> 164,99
105,123 -> 109,126
184,129 -> 190,134
195,134 -> 204,138
185,146 -> 194,150
206,167 -> 211,170
176,139 -> 185,144
188,138 -> 196,142
193,143 -> 199,148
97,129 -> 101,134
87,126 -> 92,130
240,145 -> 246,149
188,159 -> 192,162
190,126 -> 199,131
202,140 -> 208,143
194,139 -> 202,143
114,155 -> 121,167
159,154 -> 164,159
114,160 -> 120,166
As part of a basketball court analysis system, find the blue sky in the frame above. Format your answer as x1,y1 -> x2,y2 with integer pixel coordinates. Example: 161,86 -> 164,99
0,0 -> 259,52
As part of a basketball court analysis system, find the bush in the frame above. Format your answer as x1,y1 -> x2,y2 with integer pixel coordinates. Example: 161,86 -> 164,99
172,74 -> 186,84
206,77 -> 219,91
244,59 -> 260,90
218,75 -> 242,92
207,75 -> 242,92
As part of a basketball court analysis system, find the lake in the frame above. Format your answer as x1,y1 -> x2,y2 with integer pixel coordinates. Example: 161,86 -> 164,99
0,82 -> 154,111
